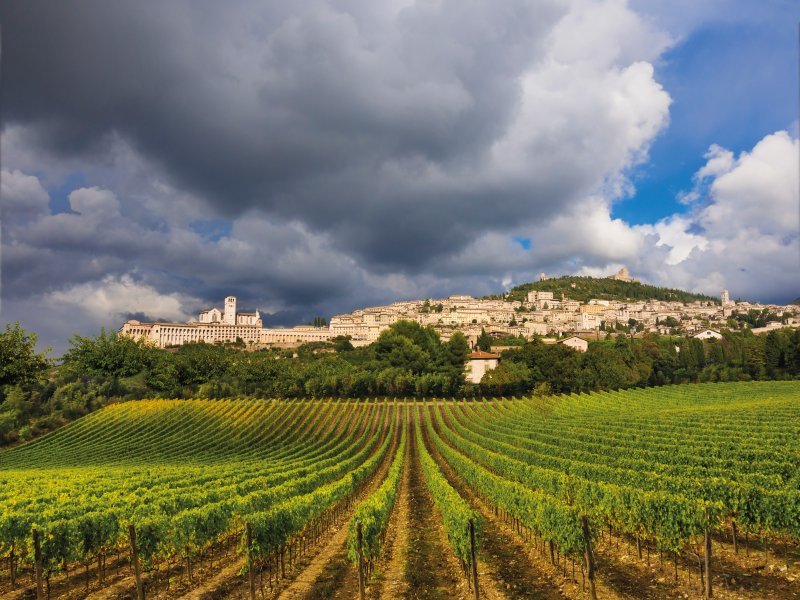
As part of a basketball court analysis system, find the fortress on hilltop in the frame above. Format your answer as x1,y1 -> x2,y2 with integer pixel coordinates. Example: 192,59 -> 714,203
608,266 -> 638,283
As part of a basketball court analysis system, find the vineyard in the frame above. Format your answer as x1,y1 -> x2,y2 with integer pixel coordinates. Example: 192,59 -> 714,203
1,381 -> 799,599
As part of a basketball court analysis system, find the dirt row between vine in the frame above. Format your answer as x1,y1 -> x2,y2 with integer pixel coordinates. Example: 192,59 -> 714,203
270,416 -> 475,599
203,413 -> 403,600
365,419 -> 412,600
423,417 -> 569,600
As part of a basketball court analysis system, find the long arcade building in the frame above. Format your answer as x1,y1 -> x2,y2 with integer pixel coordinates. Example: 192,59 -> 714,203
120,296 -> 333,348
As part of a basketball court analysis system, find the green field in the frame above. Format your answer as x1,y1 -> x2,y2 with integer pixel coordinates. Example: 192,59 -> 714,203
1,381 -> 799,599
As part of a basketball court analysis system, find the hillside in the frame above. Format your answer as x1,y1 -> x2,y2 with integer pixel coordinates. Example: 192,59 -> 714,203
500,275 -> 718,304
2,383 -> 800,600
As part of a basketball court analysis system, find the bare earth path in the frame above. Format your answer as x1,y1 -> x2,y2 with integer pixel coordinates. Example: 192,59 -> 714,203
424,419 -> 566,600
401,420 -> 471,600
276,515 -> 356,600
365,423 -> 412,600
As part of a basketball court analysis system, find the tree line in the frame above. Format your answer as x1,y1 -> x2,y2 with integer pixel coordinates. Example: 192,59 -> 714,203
500,275 -> 718,304
1,320 -> 799,446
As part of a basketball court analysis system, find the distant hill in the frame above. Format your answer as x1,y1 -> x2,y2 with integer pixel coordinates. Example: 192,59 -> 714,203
498,275 -> 719,304
791,297 -> 800,306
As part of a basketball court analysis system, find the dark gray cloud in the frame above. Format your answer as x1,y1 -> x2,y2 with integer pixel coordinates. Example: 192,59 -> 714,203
0,0 -> 585,270
4,0 -> 793,355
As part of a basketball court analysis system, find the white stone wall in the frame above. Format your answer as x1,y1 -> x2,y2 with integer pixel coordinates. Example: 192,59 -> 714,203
465,358 -> 498,384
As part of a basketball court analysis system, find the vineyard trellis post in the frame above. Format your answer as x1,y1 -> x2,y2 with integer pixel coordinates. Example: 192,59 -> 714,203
246,523 -> 256,600
33,528 -> 43,600
128,525 -> 145,600
581,516 -> 597,600
704,508 -> 712,599
357,521 -> 365,600
469,518 -> 479,600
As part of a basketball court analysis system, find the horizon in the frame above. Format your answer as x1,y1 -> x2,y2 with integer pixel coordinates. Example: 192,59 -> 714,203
1,1 -> 798,354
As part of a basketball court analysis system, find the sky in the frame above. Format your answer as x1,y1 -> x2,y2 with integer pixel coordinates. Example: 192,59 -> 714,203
1,0 -> 798,354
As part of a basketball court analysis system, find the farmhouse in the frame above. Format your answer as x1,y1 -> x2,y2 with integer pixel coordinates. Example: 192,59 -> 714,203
465,350 -> 500,384
693,329 -> 723,340
559,336 -> 589,352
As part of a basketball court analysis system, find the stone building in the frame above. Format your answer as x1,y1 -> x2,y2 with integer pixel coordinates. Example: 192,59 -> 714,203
121,295 -> 264,347
465,350 -> 500,384
559,336 -> 589,352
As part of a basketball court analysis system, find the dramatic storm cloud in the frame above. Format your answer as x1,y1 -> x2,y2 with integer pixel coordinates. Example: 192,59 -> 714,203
1,0 -> 797,352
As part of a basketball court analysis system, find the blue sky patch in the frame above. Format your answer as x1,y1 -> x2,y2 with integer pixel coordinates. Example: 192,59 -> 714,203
513,236 -> 532,250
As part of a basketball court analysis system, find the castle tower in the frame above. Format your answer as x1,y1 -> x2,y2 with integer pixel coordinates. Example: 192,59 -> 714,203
224,296 -> 237,324
721,289 -> 730,306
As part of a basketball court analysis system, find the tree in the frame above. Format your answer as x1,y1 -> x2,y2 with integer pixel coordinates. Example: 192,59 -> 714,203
442,332 -> 469,365
480,362 -> 530,396
580,346 -> 633,390
763,330 -> 789,377
62,329 -> 155,379
0,386 -> 33,424
0,323 -> 51,386
476,328 -> 492,352
331,335 -> 354,352
0,411 -> 16,444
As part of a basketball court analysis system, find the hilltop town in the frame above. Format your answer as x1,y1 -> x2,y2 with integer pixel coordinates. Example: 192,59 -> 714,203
120,268 -> 800,349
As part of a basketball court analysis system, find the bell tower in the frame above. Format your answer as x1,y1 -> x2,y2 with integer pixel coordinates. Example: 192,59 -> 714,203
224,296 -> 237,324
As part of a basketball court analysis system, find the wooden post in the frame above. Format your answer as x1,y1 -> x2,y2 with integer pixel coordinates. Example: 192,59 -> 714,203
246,523 -> 256,600
128,525 -> 144,600
469,518 -> 479,600
704,511 -> 713,598
33,528 -> 43,600
581,516 -> 597,600
731,520 -> 738,554
357,522 -> 365,600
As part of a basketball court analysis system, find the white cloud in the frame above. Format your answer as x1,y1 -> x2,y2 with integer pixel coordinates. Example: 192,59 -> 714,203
700,131 -> 798,239
633,131 -> 798,300
1,169 -> 50,216
68,187 -> 120,218
636,215 -> 708,265
43,275 -> 195,323
695,144 -> 735,181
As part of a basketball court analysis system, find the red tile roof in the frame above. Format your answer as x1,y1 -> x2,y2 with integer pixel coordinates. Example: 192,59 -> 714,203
467,350 -> 500,359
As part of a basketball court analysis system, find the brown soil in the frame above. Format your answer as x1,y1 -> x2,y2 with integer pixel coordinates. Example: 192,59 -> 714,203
276,517 -> 357,600
84,535 -> 243,600
592,529 -> 800,600
400,419 -> 471,600
3,553 -> 136,600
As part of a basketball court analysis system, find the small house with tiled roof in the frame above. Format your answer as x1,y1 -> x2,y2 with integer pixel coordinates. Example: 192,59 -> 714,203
465,350 -> 500,384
